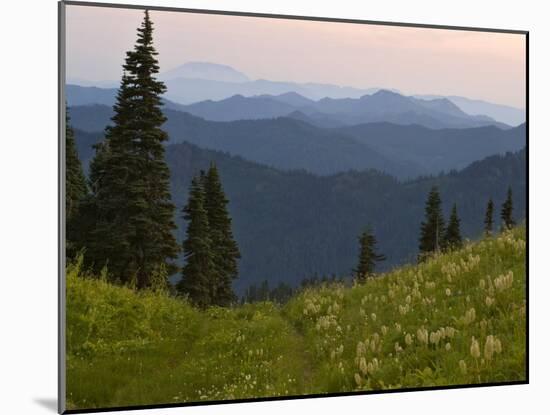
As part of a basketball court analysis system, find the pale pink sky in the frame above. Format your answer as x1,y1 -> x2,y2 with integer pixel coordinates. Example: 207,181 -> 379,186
65,4 -> 526,108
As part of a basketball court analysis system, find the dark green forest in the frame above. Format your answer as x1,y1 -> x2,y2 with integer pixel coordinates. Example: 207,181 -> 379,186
72,125 -> 525,293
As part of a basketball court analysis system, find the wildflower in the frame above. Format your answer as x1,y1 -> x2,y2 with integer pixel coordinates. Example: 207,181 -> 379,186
429,331 -> 442,346
405,333 -> 413,346
381,325 -> 388,336
480,320 -> 487,331
445,288 -> 452,297
479,279 -> 486,289
445,326 -> 456,338
484,335 -> 495,360
494,271 -> 514,291
354,373 -> 362,386
338,361 -> 345,374
470,337 -> 481,359
417,327 -> 429,345
459,360 -> 468,375
462,308 -> 476,325
356,341 -> 366,357
485,297 -> 495,307
371,313 -> 377,322
494,337 -> 502,354
367,362 -> 374,373
445,342 -> 451,351
359,357 -> 368,375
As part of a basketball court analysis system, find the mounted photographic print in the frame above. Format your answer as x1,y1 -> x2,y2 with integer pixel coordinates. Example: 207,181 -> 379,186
59,1 -> 528,413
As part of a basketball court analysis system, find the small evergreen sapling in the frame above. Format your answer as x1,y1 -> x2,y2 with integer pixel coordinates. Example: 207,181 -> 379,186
353,227 -> 386,283
484,198 -> 494,236
418,186 -> 446,260
443,203 -> 462,250
500,186 -> 515,230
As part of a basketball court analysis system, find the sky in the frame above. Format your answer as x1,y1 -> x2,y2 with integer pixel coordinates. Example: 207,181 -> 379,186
65,4 -> 526,108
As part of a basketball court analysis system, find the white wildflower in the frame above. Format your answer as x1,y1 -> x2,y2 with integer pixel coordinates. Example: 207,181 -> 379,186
470,337 -> 481,359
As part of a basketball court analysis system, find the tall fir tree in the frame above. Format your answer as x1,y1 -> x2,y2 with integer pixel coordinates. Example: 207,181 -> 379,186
500,186 -> 515,230
177,176 -> 214,307
418,186 -> 446,260
201,163 -> 241,306
443,203 -> 462,250
65,107 -> 88,259
353,227 -> 386,283
484,198 -> 494,236
65,108 -> 88,220
84,10 -> 179,288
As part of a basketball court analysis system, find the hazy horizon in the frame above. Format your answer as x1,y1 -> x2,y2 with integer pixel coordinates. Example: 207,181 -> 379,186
66,5 -> 526,108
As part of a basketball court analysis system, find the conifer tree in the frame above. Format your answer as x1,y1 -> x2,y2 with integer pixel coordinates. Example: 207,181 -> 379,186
201,163 -> 241,306
500,186 -> 515,230
484,198 -> 494,236
418,186 -> 445,260
84,10 -> 179,288
177,177 -> 214,307
65,108 -> 87,220
443,203 -> 462,250
353,227 -> 386,283
65,107 -> 88,258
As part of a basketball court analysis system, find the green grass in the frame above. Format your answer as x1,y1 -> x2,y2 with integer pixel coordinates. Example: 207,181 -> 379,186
66,227 -> 526,410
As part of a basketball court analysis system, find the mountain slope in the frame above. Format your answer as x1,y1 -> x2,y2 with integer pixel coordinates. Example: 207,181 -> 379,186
69,105 -> 421,178
67,85 -> 507,129
66,226 -> 526,410
69,104 -> 525,178
165,144 -> 526,291
179,94 -> 297,121
338,122 -> 526,174
66,84 -> 190,113
416,94 -> 526,126
73,125 -> 526,292
305,90 -> 508,129
160,62 -> 250,83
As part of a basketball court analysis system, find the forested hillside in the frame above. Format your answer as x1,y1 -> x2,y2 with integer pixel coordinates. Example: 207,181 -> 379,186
166,145 -> 526,291
73,125 -> 525,292
68,105 -> 525,178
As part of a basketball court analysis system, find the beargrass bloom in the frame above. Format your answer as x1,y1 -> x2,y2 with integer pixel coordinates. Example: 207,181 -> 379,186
470,337 -> 481,359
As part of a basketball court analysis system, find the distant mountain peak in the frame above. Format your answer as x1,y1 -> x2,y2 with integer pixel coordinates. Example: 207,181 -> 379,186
362,89 -> 407,103
160,61 -> 250,83
227,94 -> 246,100
277,91 -> 306,98
371,89 -> 402,97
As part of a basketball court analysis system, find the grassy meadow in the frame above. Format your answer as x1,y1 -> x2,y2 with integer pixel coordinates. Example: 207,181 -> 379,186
66,226 -> 526,410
